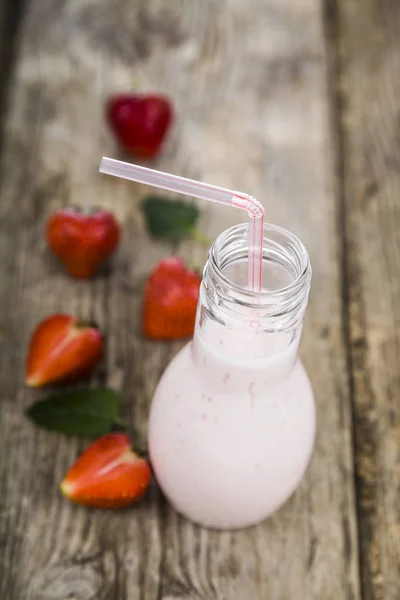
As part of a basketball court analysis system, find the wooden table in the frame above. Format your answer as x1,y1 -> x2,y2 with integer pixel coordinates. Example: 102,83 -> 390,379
0,1 -> 399,598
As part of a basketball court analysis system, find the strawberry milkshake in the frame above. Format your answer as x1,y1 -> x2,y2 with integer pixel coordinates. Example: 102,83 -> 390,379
149,223 -> 315,529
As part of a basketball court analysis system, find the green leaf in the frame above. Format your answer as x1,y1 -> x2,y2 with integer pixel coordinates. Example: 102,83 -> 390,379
141,195 -> 200,242
26,388 -> 121,437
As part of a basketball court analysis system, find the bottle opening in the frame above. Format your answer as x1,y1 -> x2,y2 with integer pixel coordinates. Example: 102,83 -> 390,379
210,223 -> 310,301
195,223 -> 311,366
201,223 -> 311,333
223,258 -> 294,292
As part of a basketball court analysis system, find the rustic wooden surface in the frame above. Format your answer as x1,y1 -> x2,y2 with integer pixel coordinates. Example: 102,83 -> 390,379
332,1 -> 400,599
0,0 -> 397,598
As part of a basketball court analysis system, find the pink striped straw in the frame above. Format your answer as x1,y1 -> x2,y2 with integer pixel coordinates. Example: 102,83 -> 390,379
99,158 -> 264,291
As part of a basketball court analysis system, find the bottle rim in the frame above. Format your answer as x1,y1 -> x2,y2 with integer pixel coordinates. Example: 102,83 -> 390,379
206,222 -> 311,312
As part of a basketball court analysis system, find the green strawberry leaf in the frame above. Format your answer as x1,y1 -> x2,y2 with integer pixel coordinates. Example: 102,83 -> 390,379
141,195 -> 201,242
25,388 -> 121,437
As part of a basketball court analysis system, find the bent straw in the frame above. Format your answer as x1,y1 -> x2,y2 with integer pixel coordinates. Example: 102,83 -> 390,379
99,157 -> 264,291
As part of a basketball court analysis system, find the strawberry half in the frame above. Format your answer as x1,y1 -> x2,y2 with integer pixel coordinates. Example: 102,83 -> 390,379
25,314 -> 103,387
61,434 -> 151,509
46,207 -> 120,279
142,257 -> 201,340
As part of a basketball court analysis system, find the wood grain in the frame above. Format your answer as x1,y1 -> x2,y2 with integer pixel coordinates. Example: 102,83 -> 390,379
335,1 -> 400,598
0,0 -> 26,157
0,0 -> 360,598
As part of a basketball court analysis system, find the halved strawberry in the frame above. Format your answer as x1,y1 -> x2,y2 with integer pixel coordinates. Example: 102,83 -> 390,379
25,314 -> 103,387
61,433 -> 151,509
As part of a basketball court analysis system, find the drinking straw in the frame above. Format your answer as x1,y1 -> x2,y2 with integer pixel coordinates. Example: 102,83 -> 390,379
100,157 -> 264,291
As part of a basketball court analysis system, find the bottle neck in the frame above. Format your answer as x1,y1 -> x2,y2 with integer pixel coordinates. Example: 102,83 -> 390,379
191,223 -> 311,387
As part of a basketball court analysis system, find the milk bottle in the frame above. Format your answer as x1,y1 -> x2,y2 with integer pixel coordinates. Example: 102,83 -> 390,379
149,223 -> 315,529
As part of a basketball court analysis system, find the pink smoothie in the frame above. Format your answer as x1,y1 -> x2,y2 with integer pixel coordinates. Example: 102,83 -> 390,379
148,316 -> 316,529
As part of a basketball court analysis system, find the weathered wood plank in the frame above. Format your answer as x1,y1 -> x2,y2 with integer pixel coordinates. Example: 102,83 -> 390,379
335,1 -> 400,598
0,0 -> 360,598
0,0 -> 27,155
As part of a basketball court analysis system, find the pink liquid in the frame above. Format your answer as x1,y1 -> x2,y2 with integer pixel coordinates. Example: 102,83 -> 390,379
148,318 -> 316,530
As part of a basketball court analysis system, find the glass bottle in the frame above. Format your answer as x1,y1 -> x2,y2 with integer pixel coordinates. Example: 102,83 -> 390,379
148,223 -> 315,529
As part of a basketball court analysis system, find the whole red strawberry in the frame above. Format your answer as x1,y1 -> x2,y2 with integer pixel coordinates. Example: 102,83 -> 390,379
107,93 -> 173,159
26,314 -> 103,387
46,207 -> 120,279
143,257 -> 201,340
61,433 -> 151,509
